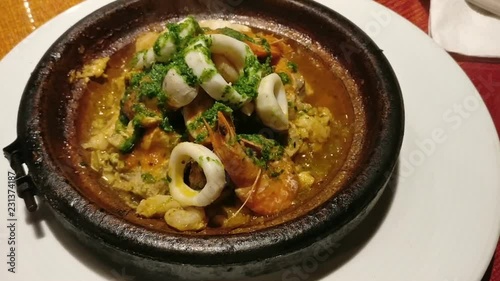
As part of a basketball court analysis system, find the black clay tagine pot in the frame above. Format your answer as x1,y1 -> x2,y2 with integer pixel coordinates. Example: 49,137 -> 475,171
4,0 -> 404,279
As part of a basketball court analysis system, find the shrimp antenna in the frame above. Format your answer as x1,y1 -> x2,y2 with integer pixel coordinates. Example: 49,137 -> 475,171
270,39 -> 284,45
202,117 -> 214,142
231,169 -> 262,219
202,117 -> 210,131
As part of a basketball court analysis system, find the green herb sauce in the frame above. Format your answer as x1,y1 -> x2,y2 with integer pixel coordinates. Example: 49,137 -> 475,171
187,102 -> 233,132
141,173 -> 156,184
238,134 -> 284,168
278,72 -> 291,85
287,61 -> 298,73
217,27 -> 255,43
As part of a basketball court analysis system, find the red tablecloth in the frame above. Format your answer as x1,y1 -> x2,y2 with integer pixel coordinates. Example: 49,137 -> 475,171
376,0 -> 500,280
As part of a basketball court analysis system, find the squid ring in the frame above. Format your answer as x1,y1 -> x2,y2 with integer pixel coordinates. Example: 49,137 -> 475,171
133,48 -> 156,70
184,34 -> 253,107
133,17 -> 201,69
154,31 -> 177,63
154,17 -> 200,63
168,142 -> 226,207
163,68 -> 199,108
255,73 -> 289,131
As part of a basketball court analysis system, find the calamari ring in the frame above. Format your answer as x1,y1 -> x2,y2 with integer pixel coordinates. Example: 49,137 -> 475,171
184,34 -> 254,107
168,142 -> 226,207
153,30 -> 177,63
134,48 -> 156,70
256,73 -> 289,131
155,17 -> 200,63
133,17 -> 201,69
163,68 -> 199,108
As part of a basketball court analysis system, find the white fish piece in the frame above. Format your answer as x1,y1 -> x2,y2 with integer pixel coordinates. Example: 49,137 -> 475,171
256,73 -> 289,131
164,207 -> 207,231
199,19 -> 251,32
136,195 -> 207,231
163,68 -> 199,108
136,195 -> 181,218
168,142 -> 226,207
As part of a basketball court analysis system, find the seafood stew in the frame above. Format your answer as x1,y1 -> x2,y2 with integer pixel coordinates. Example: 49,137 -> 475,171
76,17 -> 354,232
8,0 -> 403,277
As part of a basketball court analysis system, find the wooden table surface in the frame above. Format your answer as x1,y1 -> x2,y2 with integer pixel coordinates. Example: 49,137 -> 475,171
0,0 -> 499,280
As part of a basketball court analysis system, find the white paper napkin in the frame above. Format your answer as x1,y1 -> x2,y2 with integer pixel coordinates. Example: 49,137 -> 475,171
429,0 -> 500,58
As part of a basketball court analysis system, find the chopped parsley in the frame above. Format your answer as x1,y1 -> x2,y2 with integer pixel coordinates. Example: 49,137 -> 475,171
154,16 -> 203,60
118,125 -> 144,154
129,71 -> 146,87
126,63 -> 169,105
131,103 -> 161,126
233,53 -> 262,101
160,116 -> 174,132
141,173 -> 156,184
187,102 -> 233,131
278,72 -> 291,85
169,55 -> 199,87
261,56 -> 273,76
259,37 -> 271,55
238,134 -> 284,168
269,169 -> 284,178
194,131 -> 208,143
166,22 -> 182,47
200,68 -> 216,83
287,61 -> 298,73
153,32 -> 173,57
217,27 -> 255,43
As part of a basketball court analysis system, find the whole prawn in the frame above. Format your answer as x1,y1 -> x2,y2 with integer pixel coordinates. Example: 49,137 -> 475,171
208,112 -> 299,215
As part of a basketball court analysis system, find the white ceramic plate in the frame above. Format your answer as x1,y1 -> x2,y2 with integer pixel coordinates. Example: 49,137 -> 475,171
0,0 -> 499,281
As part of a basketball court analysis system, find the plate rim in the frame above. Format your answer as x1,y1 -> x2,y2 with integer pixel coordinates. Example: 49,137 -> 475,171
0,0 -> 498,280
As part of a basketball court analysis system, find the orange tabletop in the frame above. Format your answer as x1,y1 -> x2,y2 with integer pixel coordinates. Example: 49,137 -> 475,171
0,0 -> 498,280
0,0 -> 82,58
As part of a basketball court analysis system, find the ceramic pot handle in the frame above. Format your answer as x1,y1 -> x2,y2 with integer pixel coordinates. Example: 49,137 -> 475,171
3,139 -> 38,212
